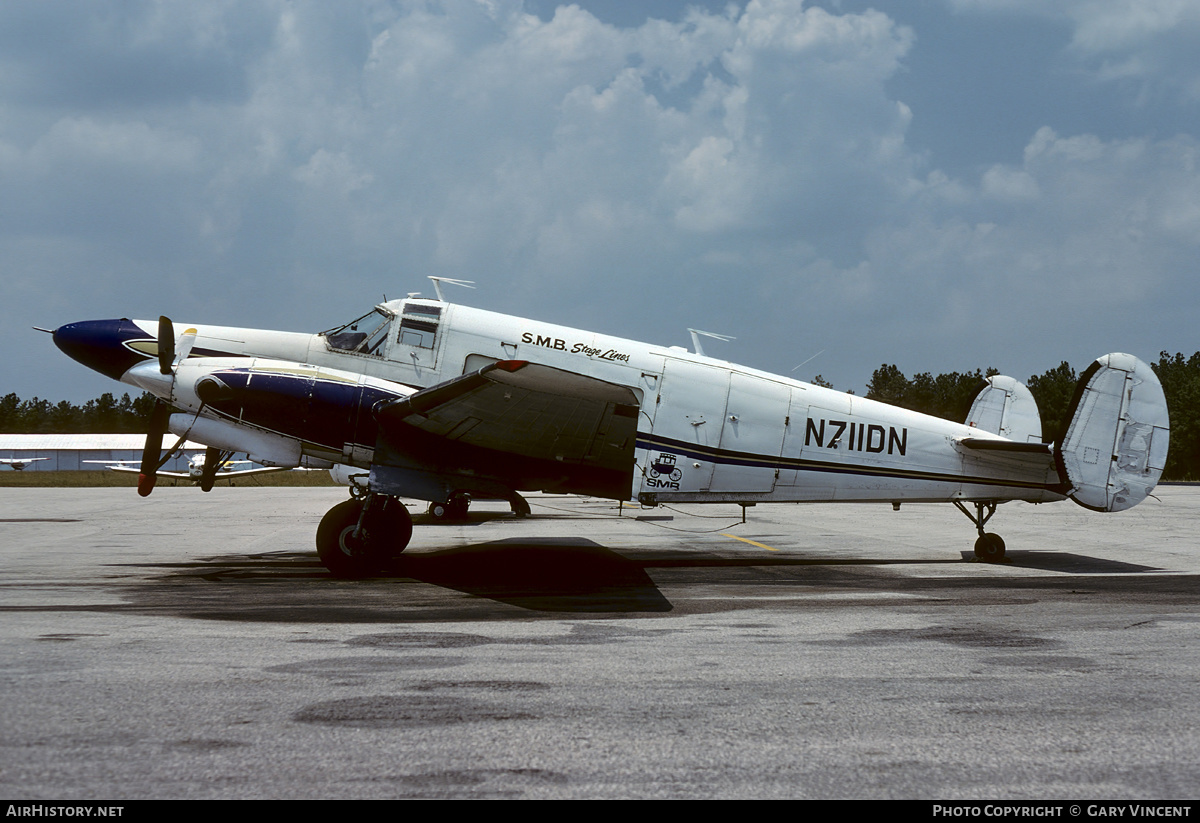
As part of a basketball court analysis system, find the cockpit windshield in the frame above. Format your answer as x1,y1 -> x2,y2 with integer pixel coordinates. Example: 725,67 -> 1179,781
320,307 -> 393,356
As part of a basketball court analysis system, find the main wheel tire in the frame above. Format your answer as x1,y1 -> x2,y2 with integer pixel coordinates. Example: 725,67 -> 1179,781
973,532 -> 1007,563
317,498 -> 413,578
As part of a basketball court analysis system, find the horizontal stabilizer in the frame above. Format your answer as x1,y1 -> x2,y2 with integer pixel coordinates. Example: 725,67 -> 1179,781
952,436 -> 1059,487
965,375 -> 1043,443
955,438 -> 1051,454
1056,353 -> 1169,512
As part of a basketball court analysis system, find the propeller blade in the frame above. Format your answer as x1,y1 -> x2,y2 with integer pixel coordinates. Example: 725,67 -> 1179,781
199,446 -> 221,492
158,316 -> 175,375
173,327 -> 197,368
138,401 -> 170,497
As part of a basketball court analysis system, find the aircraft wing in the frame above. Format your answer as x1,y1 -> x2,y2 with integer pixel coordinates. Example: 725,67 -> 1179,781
372,360 -> 640,500
0,457 -> 48,464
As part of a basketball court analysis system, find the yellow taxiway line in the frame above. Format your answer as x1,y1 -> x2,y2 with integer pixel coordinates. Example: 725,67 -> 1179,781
720,533 -> 780,552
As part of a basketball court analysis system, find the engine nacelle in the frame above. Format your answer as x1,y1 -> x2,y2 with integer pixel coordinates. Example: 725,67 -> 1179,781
169,414 -> 302,468
329,463 -> 369,487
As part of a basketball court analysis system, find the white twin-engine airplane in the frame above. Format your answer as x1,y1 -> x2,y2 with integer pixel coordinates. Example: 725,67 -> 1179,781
51,284 -> 1169,577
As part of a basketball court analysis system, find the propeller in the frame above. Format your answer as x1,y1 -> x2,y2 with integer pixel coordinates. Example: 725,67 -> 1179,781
157,316 -> 174,375
199,446 -> 223,493
138,400 -> 170,497
139,316 -> 197,497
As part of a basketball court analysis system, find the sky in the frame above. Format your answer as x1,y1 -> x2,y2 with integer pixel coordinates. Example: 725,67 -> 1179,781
3,0 -> 1198,404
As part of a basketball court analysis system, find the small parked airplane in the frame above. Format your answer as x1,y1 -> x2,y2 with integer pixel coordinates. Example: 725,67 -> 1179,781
50,280 -> 1170,576
85,453 -> 285,487
0,457 -> 48,471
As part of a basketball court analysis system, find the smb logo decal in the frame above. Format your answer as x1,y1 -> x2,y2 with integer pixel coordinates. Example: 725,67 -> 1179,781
646,452 -> 682,488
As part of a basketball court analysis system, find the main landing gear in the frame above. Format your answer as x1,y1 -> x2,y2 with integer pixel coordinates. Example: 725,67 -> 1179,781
426,491 -> 532,521
427,492 -> 471,522
316,494 -> 413,578
954,500 -> 1007,563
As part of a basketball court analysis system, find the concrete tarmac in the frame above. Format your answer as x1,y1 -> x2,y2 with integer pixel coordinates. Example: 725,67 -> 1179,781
1,486 -> 1198,799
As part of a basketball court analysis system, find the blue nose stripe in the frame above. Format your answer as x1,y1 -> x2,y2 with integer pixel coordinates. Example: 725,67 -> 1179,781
53,319 -> 153,381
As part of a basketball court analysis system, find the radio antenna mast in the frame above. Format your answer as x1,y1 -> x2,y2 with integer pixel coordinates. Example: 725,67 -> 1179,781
687,328 -> 735,357
428,277 -> 476,302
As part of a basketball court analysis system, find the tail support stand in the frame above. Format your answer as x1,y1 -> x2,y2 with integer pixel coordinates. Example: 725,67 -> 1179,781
739,502 -> 755,524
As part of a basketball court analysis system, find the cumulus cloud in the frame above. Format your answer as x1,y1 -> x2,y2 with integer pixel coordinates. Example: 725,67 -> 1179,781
944,0 -> 1200,101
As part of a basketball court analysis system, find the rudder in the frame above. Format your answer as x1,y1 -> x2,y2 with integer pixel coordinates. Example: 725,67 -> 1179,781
1056,353 -> 1169,512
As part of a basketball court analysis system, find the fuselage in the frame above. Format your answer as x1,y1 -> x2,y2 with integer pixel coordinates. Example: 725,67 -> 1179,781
53,299 -> 1067,506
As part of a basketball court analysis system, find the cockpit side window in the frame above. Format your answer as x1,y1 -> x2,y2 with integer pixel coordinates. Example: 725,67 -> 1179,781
321,308 -> 393,356
399,318 -> 437,349
397,303 -> 442,350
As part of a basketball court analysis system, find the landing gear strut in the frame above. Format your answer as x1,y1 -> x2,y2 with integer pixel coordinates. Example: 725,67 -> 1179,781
509,493 -> 531,518
954,500 -> 1007,563
316,494 -> 413,578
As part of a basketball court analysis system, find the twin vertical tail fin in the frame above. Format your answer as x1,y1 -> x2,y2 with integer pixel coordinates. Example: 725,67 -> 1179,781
966,375 -> 1044,444
1055,353 -> 1170,512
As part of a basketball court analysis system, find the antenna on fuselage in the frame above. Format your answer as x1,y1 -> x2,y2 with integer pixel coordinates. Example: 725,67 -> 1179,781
791,349 -> 826,372
687,328 -> 735,358
428,277 -> 476,302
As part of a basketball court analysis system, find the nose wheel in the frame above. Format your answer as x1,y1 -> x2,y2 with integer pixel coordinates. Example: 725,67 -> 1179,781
317,495 -> 413,577
954,500 -> 1007,563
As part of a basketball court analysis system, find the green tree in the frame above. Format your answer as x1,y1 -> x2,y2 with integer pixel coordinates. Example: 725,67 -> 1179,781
1026,361 -> 1077,444
866,365 -> 994,422
865,364 -> 911,408
1153,351 -> 1200,481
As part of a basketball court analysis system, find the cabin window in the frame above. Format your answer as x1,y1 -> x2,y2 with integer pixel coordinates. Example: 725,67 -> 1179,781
321,308 -> 393,357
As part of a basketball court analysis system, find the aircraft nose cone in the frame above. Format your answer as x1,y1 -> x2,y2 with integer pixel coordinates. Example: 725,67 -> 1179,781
53,319 -> 152,381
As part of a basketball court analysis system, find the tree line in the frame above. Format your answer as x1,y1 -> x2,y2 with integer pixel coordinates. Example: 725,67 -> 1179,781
4,351 -> 1197,479
0,392 -> 158,435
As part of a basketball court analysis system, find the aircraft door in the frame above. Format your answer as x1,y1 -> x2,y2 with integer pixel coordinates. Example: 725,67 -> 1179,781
645,358 -> 729,491
636,359 -> 665,432
710,373 -> 789,492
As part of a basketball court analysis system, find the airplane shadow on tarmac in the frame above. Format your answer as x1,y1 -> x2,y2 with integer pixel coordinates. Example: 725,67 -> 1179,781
114,529 -> 1165,624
